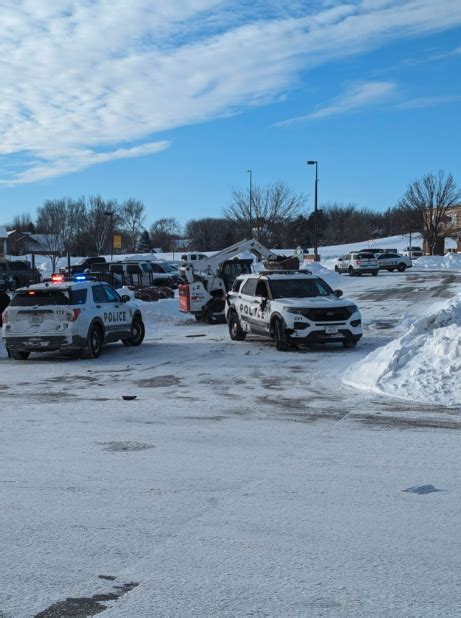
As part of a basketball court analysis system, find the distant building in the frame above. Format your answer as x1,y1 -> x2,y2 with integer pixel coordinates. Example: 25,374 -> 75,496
0,227 -> 8,256
7,230 -> 64,256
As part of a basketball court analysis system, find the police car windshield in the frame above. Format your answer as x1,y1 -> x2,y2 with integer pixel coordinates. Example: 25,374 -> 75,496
11,288 -> 87,306
269,278 -> 333,299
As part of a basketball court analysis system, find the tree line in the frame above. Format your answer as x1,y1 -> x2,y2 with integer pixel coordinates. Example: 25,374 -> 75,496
4,172 -> 460,256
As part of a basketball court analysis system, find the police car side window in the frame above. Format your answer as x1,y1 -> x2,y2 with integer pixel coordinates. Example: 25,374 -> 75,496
241,279 -> 257,296
70,289 -> 87,305
255,280 -> 268,297
103,285 -> 121,303
92,285 -> 108,303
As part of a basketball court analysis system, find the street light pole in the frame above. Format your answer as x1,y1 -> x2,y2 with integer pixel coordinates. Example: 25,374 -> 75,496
104,211 -> 114,260
247,169 -> 253,238
307,161 -> 319,261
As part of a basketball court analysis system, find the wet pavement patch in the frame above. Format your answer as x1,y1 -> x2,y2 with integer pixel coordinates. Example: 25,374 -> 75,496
403,484 -> 443,494
97,441 -> 155,452
34,582 -> 139,617
135,374 -> 181,388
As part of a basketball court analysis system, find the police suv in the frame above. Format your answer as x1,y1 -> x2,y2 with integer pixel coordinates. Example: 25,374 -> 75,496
2,275 -> 145,360
226,271 -> 362,351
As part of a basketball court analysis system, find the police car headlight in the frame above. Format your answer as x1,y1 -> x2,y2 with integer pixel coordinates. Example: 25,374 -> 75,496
283,307 -> 305,315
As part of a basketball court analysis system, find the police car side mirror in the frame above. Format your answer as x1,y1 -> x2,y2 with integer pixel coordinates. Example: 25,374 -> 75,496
334,289 -> 343,298
121,294 -> 131,303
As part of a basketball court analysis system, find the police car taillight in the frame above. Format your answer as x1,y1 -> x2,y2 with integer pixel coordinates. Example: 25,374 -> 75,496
51,274 -> 64,283
69,309 -> 81,322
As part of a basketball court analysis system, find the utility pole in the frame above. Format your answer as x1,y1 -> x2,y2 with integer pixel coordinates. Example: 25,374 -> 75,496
247,169 -> 253,238
307,160 -> 319,261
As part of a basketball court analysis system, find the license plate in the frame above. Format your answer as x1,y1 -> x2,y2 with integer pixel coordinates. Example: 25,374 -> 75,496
30,315 -> 43,324
25,339 -> 49,347
325,326 -> 338,334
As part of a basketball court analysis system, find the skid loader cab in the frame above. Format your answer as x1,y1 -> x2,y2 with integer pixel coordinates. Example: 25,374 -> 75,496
217,259 -> 253,291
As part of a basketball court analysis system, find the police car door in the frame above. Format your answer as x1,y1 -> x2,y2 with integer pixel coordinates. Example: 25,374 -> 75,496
238,278 -> 257,329
252,279 -> 271,333
94,284 -> 131,340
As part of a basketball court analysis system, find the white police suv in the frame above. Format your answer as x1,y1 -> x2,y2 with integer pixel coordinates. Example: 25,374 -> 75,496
226,271 -> 362,351
2,275 -> 145,360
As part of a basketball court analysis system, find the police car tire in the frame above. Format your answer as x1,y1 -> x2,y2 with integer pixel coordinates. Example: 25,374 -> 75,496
348,267 -> 355,277
86,324 -> 103,358
229,312 -> 246,341
10,349 -> 30,360
398,263 -> 406,272
372,271 -> 378,276
274,318 -> 290,352
122,316 -> 145,347
343,339 -> 357,349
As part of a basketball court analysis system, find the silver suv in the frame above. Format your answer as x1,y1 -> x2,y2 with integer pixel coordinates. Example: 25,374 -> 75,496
335,252 -> 379,276
226,272 -> 362,351
2,276 -> 145,360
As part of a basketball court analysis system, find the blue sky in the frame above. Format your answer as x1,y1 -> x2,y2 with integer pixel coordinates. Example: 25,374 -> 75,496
0,0 -> 460,227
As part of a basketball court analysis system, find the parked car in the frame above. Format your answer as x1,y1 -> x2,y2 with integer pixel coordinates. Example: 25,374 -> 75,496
181,252 -> 209,262
334,252 -> 379,276
107,261 -> 179,288
0,259 -> 40,290
226,271 -> 362,350
375,252 -> 412,272
7,260 -> 41,287
61,256 -> 107,276
403,246 -> 424,259
2,278 -> 145,360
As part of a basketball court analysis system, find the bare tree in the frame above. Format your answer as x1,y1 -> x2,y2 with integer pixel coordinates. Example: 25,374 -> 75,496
121,199 -> 145,252
225,181 -> 303,246
398,171 -> 461,255
84,196 -> 119,255
149,218 -> 181,252
9,213 -> 35,232
35,203 -> 66,272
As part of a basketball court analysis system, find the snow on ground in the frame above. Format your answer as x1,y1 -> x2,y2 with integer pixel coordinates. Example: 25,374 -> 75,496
1,267 -> 461,615
415,253 -> 461,270
344,292 -> 461,407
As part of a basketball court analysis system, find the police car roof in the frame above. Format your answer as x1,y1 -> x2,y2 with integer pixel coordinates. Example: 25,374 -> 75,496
244,271 -> 316,280
17,280 -> 98,292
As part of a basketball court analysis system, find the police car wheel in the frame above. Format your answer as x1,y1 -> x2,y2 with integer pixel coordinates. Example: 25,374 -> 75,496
86,324 -> 103,358
398,263 -> 406,272
229,312 -> 246,341
274,318 -> 290,352
343,339 -> 357,349
10,349 -> 30,360
348,267 -> 355,277
123,317 -> 145,347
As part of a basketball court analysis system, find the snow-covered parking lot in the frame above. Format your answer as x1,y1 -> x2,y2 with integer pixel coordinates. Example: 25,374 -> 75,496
1,269 -> 461,617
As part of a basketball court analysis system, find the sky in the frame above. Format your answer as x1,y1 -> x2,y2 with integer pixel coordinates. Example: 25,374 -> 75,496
0,0 -> 460,227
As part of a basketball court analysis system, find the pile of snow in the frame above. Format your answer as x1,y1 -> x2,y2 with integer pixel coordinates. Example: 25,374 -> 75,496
136,297 -> 188,328
300,261 -> 343,288
344,294 -> 461,406
414,253 -> 461,270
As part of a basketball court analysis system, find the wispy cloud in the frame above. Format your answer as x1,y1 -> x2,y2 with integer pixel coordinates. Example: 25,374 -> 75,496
1,1 -> 461,184
394,94 -> 461,110
275,81 -> 397,126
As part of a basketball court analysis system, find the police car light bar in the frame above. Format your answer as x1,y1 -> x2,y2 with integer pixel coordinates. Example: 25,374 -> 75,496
51,274 -> 65,283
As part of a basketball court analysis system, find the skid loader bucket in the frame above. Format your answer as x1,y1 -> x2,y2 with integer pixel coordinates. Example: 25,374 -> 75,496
263,255 -> 300,271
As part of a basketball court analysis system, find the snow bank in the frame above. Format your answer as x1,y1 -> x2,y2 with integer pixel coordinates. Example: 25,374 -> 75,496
344,294 -> 461,406
300,261 -> 344,288
136,297 -> 189,328
414,253 -> 461,270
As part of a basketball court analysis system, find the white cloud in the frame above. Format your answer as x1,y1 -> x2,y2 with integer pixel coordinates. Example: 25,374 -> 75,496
0,0 -> 461,184
275,81 -> 397,125
395,94 -> 461,110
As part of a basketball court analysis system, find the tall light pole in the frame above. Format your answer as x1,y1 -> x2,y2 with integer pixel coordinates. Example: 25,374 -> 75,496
104,211 -> 114,260
247,169 -> 253,238
307,160 -> 319,261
